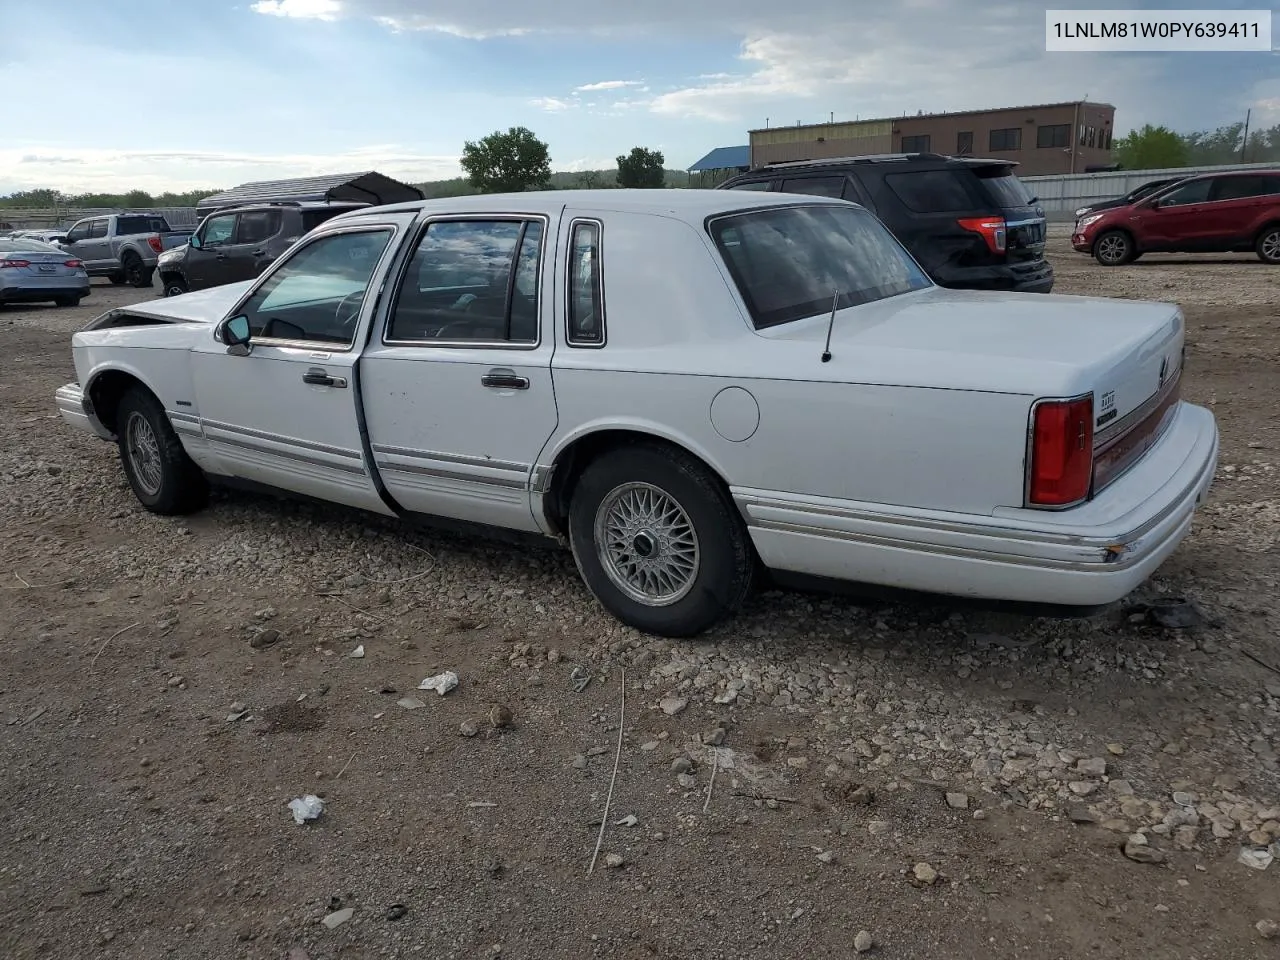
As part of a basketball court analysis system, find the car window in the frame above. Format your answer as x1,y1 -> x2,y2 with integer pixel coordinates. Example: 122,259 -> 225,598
972,168 -> 1033,207
884,170 -> 975,213
567,220 -> 604,346
117,215 -> 170,234
726,181 -> 771,191
387,218 -> 544,344
236,210 -> 281,244
65,222 -> 90,243
235,229 -> 394,345
201,214 -> 237,247
88,219 -> 109,239
1157,178 -> 1213,206
710,203 -> 932,329
780,177 -> 847,199
301,209 -> 349,232
1211,176 -> 1280,201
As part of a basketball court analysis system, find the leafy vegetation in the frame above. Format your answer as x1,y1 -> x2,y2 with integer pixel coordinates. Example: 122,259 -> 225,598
616,147 -> 666,188
460,126 -> 552,194
1115,121 -> 1280,170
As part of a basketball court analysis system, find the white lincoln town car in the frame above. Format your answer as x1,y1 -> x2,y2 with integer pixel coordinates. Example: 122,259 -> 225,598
55,190 -> 1218,636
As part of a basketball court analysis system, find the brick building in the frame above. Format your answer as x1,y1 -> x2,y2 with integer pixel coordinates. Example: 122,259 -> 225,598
748,101 -> 1116,176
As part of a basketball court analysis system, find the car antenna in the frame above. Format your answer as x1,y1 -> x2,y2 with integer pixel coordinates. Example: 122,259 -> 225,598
820,289 -> 838,362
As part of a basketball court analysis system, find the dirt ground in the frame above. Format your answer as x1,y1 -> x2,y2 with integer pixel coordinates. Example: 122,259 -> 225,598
2,238 -> 1279,960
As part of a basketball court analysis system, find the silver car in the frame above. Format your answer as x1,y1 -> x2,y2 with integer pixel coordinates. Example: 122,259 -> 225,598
0,237 -> 90,307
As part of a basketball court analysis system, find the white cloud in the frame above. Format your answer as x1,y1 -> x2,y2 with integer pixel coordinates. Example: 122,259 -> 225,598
529,97 -> 572,112
250,0 -> 341,20
574,80 -> 643,92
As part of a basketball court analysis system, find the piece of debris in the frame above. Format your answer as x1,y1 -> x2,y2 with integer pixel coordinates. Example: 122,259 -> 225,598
1076,757 -> 1107,777
489,704 -> 513,729
459,719 -> 480,737
604,853 -> 625,868
397,698 -> 425,710
467,801 -> 498,808
677,773 -> 698,788
713,688 -> 738,705
79,883 -> 110,896
1238,846 -> 1274,871
1123,834 -> 1166,864
913,862 -> 938,885
703,726 -> 727,747
1257,919 -> 1279,940
226,707 -> 249,723
348,645 -> 365,659
569,666 -> 592,693
854,930 -> 874,953
21,706 -> 47,726
418,671 -> 458,696
571,754 -> 588,769
1128,597 -> 1207,630
946,792 -> 969,810
288,795 -> 325,825
615,815 -> 638,827
249,629 -> 281,650
385,904 -> 408,922
660,696 -> 688,717
671,756 -> 694,774
1107,743 -> 1126,756
817,850 -> 837,864
321,908 -> 353,929
1068,805 -> 1100,824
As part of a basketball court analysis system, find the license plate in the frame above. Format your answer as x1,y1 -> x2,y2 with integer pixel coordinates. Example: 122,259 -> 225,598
38,265 -> 56,273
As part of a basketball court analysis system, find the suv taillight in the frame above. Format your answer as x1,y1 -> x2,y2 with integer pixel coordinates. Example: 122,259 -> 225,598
147,236 -> 164,254
957,216 -> 1007,254
1028,396 -> 1093,507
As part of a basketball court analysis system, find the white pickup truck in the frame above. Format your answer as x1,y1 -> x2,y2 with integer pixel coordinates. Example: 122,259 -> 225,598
55,190 -> 1218,636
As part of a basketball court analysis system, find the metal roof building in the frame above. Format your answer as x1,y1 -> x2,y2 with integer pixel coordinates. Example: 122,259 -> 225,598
196,171 -> 424,216
687,146 -> 750,186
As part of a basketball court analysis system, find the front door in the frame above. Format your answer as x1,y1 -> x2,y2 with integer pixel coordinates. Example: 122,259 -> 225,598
358,213 -> 562,533
185,212 -> 238,291
71,218 -> 112,272
1131,177 -> 1215,251
188,223 -> 404,515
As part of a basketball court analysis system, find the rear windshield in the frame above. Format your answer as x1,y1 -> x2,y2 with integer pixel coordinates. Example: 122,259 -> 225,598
116,215 -> 172,234
710,204 -> 932,329
972,167 -> 1034,208
884,170 -> 976,213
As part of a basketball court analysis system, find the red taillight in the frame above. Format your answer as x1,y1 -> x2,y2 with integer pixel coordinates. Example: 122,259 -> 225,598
0,258 -> 31,268
957,216 -> 1007,254
1028,396 -> 1094,506
64,259 -> 83,268
147,236 -> 164,254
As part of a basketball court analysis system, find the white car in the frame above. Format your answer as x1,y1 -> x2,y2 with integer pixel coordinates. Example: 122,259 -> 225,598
55,190 -> 1219,637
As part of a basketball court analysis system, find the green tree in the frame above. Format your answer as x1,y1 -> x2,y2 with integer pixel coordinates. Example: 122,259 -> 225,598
1181,122 -> 1245,165
1113,124 -> 1188,171
575,170 -> 605,189
615,147 -> 665,188
122,189 -> 154,208
460,126 -> 552,194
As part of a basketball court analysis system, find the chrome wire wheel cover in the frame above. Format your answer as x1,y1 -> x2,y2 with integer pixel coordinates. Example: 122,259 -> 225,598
1262,231 -> 1280,261
594,482 -> 700,606
1097,234 -> 1127,263
126,411 -> 163,496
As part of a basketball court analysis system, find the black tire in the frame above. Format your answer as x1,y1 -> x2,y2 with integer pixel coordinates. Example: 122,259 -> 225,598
53,295 -> 82,307
115,386 -> 208,515
162,275 -> 188,297
1255,224 -> 1280,264
1093,230 -> 1135,266
121,252 -> 150,288
108,273 -> 126,285
567,443 -> 755,637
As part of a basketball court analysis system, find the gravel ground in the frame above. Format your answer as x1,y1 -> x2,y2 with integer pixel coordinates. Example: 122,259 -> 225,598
2,241 -> 1279,959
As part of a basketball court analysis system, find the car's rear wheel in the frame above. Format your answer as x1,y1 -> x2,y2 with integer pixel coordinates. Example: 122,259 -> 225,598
121,252 -> 151,288
1255,225 -> 1280,264
1093,230 -> 1135,266
116,386 -> 208,515
567,443 -> 755,637
53,295 -> 82,307
108,273 -> 126,285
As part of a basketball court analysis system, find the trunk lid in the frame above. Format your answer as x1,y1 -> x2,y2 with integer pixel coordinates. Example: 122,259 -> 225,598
2,249 -> 82,277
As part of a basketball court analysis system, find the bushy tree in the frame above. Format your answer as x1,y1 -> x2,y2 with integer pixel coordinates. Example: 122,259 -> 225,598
460,126 -> 552,194
1113,124 -> 1188,170
616,147 -> 665,188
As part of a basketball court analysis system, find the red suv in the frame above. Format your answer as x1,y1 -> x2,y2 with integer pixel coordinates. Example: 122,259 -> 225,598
1072,170 -> 1280,266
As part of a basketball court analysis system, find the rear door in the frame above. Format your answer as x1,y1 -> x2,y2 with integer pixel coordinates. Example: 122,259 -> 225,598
227,208 -> 282,281
184,213 -> 238,290
1203,175 -> 1280,248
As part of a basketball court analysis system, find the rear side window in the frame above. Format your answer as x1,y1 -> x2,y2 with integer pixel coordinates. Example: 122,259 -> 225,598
117,215 -> 171,234
1211,176 -> 1280,201
727,181 -> 771,191
236,210 -> 281,244
973,168 -> 1034,207
566,220 -> 604,345
710,204 -> 932,329
89,219 -> 109,239
884,170 -> 975,213
780,176 -> 848,199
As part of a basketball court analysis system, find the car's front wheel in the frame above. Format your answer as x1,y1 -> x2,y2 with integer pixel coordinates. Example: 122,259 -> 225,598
568,443 -> 755,637
162,275 -> 188,297
1093,230 -> 1135,266
115,386 -> 209,515
1255,225 -> 1280,264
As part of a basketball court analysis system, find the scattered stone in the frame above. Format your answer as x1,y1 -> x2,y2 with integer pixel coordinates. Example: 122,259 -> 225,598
1171,791 -> 1196,807
587,746 -> 609,757
703,727 -> 727,747
671,756 -> 693,774
676,773 -> 698,789
615,814 -> 639,827
1109,779 -> 1134,796
348,644 -> 364,659
640,741 -> 659,752
167,675 -> 184,688
571,754 -> 588,770
868,820 -> 892,836
489,705 -> 513,729
787,757 -> 809,770
249,629 -> 281,650
1106,743 -> 1126,756
1069,781 -> 1098,796
713,688 -> 738,705
397,698 -> 425,710
1122,834 -> 1166,865
854,930 -> 874,953
604,853 -> 625,869
817,850 -> 836,864
459,719 -> 479,738
1068,805 -> 1100,824
1257,919 -> 1279,940
660,697 -> 688,717
973,809 -> 987,822
1174,825 -> 1199,849
322,908 -> 354,929
385,904 -> 408,921
913,862 -> 938,885
946,792 -> 969,810
1076,757 -> 1107,777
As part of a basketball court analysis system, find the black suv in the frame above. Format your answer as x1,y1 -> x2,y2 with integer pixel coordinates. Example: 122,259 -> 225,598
158,200 -> 369,296
718,153 -> 1053,293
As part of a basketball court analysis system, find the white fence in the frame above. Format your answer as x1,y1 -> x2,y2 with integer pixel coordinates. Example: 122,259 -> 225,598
1021,161 -> 1280,221
0,206 -> 200,231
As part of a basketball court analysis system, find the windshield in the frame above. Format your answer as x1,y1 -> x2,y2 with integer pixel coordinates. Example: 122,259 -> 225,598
710,203 -> 932,329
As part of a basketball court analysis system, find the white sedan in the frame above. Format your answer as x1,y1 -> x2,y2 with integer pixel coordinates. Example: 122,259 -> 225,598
55,190 -> 1218,636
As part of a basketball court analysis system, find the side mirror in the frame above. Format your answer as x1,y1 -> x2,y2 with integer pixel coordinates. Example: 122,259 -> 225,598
189,234 -> 203,249
219,315 -> 252,354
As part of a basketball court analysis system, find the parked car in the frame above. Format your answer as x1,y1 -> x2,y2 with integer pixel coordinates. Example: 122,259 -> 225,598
0,237 -> 89,307
158,200 -> 368,297
14,228 -> 69,245
1073,177 -> 1186,219
56,190 -> 1217,637
1074,171 -> 1280,266
59,214 -> 192,288
718,153 -> 1054,293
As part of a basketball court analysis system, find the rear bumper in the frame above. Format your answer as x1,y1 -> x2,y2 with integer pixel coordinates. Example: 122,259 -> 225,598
55,382 -> 113,440
933,259 -> 1054,294
1,283 -> 90,302
735,401 -> 1218,608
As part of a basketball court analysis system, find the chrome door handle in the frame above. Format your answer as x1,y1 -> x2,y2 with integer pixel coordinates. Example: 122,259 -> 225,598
302,368 -> 347,388
480,370 -> 529,390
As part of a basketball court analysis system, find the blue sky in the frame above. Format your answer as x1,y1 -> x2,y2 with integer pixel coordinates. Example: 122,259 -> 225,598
1,0 -> 1277,194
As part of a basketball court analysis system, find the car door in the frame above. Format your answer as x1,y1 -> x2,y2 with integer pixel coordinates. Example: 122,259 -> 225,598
1203,175 -> 1277,248
187,221 -> 407,516
73,218 -> 111,271
222,208 -> 281,283
357,211 -> 561,533
184,213 -> 238,290
60,219 -> 92,263
1129,177 -> 1215,251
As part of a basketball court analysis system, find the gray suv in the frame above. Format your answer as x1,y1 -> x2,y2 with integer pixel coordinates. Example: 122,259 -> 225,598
158,200 -> 368,296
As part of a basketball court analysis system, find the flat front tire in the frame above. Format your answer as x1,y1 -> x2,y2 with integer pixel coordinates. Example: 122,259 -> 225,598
568,443 -> 755,637
116,386 -> 208,515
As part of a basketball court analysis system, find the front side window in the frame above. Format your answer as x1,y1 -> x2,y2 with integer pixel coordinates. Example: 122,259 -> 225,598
235,229 -> 393,345
1157,178 -> 1213,207
65,221 -> 90,243
201,214 -> 236,247
567,220 -> 603,345
711,204 -> 932,329
387,218 -> 544,344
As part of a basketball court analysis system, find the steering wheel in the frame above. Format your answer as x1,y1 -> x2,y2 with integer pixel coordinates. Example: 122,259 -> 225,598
334,290 -> 365,329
